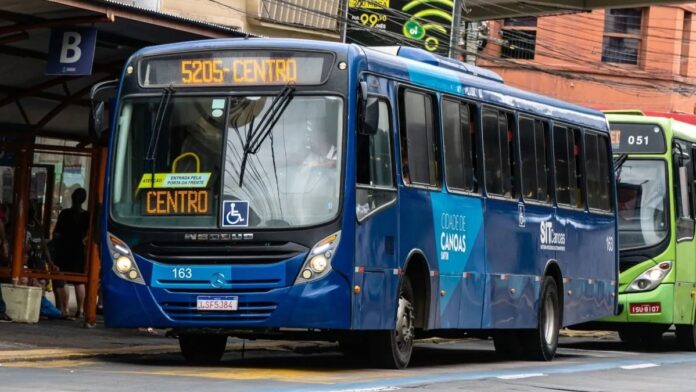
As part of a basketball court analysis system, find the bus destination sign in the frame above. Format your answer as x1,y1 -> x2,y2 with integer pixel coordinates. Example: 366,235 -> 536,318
609,122 -> 666,154
139,51 -> 333,87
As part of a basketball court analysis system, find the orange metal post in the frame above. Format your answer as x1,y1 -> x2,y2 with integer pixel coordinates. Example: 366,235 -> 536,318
10,146 -> 30,283
85,147 -> 106,327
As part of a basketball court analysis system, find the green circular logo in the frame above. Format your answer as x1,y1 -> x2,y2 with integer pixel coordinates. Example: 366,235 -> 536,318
403,20 -> 425,40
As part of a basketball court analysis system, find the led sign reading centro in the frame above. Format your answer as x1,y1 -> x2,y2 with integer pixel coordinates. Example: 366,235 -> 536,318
140,51 -> 332,87
181,58 -> 298,85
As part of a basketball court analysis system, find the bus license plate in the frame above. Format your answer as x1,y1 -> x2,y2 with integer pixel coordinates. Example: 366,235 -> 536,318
629,302 -> 661,314
197,296 -> 238,311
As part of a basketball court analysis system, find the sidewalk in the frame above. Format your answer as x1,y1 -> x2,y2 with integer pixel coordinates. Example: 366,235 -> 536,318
0,318 -> 181,363
0,318 -> 332,363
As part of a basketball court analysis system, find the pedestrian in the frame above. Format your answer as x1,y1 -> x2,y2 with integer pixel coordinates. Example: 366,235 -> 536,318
53,188 -> 89,319
0,221 -> 11,322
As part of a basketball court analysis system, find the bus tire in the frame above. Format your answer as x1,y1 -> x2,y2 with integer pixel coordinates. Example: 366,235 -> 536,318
521,276 -> 560,361
179,334 -> 227,365
676,322 -> 696,351
493,331 -> 522,359
370,278 -> 415,369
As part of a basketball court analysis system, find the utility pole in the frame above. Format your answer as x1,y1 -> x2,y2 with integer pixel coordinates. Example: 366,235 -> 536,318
341,0 -> 350,43
465,21 -> 479,64
448,0 -> 462,58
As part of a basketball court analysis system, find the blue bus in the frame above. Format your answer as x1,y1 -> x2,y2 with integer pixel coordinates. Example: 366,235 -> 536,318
94,39 -> 618,368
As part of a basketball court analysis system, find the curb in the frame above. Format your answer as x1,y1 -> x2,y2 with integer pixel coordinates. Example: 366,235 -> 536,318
0,340 -> 332,363
0,344 -> 181,363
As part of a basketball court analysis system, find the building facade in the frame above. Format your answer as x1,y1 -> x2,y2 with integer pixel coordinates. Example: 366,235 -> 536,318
118,0 -> 343,39
478,4 -> 696,113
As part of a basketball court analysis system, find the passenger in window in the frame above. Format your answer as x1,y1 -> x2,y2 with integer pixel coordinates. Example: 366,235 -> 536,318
303,118 -> 338,169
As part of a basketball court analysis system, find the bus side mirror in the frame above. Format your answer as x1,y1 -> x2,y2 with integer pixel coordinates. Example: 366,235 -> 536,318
89,80 -> 118,141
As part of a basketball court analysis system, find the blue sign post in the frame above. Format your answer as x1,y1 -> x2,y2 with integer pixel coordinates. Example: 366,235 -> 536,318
46,28 -> 97,75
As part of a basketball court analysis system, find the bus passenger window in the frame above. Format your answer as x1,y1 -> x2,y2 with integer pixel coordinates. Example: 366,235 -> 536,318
586,132 -> 612,211
442,99 -> 476,192
400,89 -> 439,187
597,135 -> 612,211
357,98 -> 396,220
535,120 -> 550,202
519,117 -> 550,202
554,126 -> 571,205
585,133 -> 601,209
482,108 -> 514,198
568,128 -> 583,208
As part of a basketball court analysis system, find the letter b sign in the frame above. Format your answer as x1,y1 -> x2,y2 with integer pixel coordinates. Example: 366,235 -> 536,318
46,28 -> 97,75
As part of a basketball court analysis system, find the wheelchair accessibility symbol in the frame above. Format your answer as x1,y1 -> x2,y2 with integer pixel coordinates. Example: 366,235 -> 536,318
222,200 -> 249,227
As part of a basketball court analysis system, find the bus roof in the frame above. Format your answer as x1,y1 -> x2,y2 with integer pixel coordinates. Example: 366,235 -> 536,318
130,38 -> 608,131
606,112 -> 696,142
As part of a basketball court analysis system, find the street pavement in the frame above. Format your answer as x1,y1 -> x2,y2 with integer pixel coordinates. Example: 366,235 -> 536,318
1,330 -> 696,391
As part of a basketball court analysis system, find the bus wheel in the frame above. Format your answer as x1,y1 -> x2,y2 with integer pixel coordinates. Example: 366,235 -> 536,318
370,278 -> 415,369
676,322 -> 696,351
179,334 -> 227,365
521,276 -> 560,361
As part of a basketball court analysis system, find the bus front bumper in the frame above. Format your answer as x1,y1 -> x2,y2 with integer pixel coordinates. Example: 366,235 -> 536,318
102,268 -> 352,330
598,283 -> 674,325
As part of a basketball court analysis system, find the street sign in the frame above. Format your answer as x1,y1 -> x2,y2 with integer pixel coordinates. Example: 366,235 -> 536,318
45,28 -> 97,75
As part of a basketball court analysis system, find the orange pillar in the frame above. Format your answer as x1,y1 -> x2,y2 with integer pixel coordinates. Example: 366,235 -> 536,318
85,147 -> 106,327
10,146 -> 30,284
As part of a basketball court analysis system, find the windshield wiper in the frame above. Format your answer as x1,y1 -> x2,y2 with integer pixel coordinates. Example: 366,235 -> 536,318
145,86 -> 174,186
238,85 -> 295,186
614,153 -> 628,173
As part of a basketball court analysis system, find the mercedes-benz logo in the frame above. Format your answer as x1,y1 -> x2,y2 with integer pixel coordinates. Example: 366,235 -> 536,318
210,272 -> 226,288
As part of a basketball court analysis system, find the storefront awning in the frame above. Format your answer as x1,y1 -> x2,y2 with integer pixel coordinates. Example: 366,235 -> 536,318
0,0 -> 250,141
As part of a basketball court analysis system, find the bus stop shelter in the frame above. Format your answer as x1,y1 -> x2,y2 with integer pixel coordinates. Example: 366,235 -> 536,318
0,0 -> 247,326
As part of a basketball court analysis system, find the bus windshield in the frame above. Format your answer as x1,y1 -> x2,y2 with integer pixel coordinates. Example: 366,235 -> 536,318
616,159 -> 668,250
111,94 -> 343,228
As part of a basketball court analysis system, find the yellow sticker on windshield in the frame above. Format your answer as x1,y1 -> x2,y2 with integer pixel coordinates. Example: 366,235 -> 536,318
137,173 -> 211,190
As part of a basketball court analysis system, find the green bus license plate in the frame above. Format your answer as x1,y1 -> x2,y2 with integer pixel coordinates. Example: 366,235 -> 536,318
629,302 -> 661,314
196,296 -> 238,311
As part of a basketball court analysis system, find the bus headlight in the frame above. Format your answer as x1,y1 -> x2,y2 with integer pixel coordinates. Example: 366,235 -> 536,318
626,261 -> 672,293
295,231 -> 340,284
115,256 -> 133,273
107,233 -> 145,285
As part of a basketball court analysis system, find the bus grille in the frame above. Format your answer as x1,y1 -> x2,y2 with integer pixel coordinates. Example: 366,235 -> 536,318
134,241 -> 307,264
159,301 -> 277,322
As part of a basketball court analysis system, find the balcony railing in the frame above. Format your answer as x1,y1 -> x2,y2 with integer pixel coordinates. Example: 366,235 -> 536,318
258,0 -> 341,32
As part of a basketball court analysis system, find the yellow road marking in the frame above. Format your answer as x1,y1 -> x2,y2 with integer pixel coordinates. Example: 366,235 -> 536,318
128,367 -> 412,384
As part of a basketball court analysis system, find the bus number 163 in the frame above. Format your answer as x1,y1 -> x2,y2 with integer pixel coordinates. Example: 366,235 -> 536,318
172,267 -> 193,279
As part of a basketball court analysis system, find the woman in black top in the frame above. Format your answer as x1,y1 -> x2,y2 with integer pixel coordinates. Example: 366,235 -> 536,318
53,188 -> 89,318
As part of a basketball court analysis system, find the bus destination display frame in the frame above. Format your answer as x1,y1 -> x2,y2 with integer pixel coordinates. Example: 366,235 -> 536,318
138,50 -> 336,88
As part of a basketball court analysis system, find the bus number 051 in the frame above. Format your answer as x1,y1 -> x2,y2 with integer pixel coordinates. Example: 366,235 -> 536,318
172,267 -> 193,279
627,135 -> 648,145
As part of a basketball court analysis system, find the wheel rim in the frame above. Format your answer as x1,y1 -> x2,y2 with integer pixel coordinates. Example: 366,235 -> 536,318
395,296 -> 415,355
543,293 -> 557,345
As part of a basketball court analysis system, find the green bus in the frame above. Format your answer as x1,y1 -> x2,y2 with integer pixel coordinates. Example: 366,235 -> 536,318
599,111 -> 696,349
